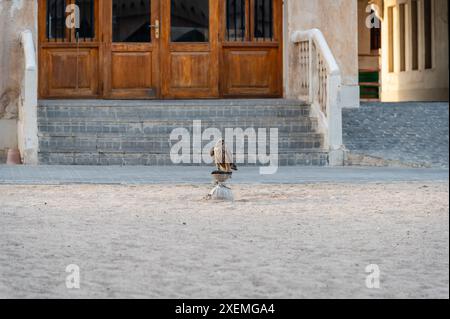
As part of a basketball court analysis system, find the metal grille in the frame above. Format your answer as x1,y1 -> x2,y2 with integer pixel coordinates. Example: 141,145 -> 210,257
46,0 -> 66,40
46,0 -> 95,42
76,0 -> 95,40
226,0 -> 246,41
254,0 -> 273,40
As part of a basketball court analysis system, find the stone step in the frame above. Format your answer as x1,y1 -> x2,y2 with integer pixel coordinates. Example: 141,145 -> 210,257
38,133 -> 324,153
38,118 -> 319,135
38,99 -> 308,108
38,151 -> 329,166
38,100 -> 311,121
38,107 -> 312,121
38,117 -> 317,125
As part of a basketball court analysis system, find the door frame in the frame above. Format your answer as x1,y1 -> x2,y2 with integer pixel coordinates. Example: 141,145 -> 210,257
102,0 -> 161,99
218,0 -> 284,98
37,0 -> 284,99
160,0 -> 220,99
38,0 -> 103,98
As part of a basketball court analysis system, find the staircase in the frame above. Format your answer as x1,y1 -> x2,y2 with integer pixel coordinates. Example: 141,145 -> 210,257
37,100 -> 329,166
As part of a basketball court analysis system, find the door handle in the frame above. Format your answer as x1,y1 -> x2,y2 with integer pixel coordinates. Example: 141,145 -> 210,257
149,20 -> 160,39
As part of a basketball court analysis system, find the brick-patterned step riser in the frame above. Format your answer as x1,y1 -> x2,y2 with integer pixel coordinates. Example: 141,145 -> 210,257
38,134 -> 324,153
38,119 -> 319,135
38,108 -> 312,121
38,152 -> 329,167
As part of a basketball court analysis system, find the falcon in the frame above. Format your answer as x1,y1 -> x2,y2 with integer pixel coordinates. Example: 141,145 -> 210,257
210,139 -> 238,173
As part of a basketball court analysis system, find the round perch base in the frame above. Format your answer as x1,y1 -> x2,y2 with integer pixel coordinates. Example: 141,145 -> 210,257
206,171 -> 234,201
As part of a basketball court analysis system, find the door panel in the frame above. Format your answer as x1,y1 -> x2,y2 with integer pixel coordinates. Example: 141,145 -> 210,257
111,52 -> 153,89
43,48 -> 99,97
222,46 -> 279,96
106,45 -> 158,99
161,0 -> 219,98
169,52 -> 211,89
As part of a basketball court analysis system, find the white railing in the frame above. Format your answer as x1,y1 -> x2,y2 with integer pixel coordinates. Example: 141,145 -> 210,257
291,29 -> 344,165
18,29 -> 39,165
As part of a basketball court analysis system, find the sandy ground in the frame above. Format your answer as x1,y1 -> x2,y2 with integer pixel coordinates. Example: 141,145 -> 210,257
0,182 -> 448,299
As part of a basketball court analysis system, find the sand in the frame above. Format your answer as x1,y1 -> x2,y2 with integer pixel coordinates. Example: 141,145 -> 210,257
0,182 -> 448,299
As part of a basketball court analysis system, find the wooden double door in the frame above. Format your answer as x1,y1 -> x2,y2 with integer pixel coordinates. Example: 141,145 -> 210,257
38,0 -> 282,99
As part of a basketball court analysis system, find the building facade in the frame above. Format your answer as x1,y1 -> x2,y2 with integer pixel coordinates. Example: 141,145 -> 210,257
0,0 -> 448,164
358,0 -> 448,101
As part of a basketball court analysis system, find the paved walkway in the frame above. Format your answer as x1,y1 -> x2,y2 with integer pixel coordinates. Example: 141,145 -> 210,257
0,165 -> 448,185
343,102 -> 449,168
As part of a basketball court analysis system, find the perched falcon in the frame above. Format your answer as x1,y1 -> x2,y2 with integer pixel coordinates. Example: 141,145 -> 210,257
210,139 -> 238,173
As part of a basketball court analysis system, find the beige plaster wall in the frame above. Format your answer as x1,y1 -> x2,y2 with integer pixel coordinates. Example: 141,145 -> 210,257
0,0 -> 37,152
358,0 -> 372,55
285,0 -> 360,108
381,0 -> 449,101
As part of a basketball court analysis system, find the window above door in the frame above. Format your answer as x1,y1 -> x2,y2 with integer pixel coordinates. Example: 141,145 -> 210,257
170,0 -> 210,42
45,0 -> 96,42
225,0 -> 275,42
112,0 -> 152,42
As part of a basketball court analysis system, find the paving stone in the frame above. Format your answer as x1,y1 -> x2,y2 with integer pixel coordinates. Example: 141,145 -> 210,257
343,102 -> 449,168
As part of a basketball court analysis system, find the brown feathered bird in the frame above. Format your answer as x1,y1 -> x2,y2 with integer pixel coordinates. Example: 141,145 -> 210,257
210,139 -> 238,173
